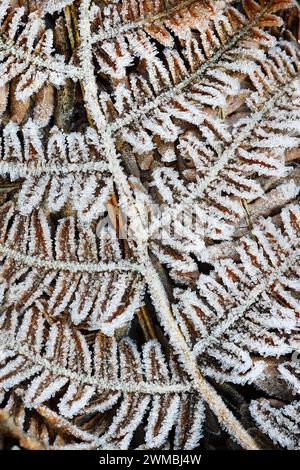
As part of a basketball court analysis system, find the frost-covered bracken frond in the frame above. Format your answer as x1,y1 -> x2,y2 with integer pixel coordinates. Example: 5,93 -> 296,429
278,360 -> 300,394
0,309 -> 204,450
0,3 -> 80,106
0,203 -> 144,335
0,0 -> 299,451
250,399 -> 300,450
174,205 -> 300,382
89,0 -> 300,281
0,122 -> 112,220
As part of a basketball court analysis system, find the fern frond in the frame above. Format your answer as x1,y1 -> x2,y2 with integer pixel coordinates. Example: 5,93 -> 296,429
0,5 -> 80,107
147,44 -> 300,279
278,360 -> 300,394
0,204 -> 144,334
250,399 -> 300,450
174,205 -> 300,381
98,0 -> 292,132
0,390 -> 101,449
0,310 -> 204,449
0,0 -> 299,452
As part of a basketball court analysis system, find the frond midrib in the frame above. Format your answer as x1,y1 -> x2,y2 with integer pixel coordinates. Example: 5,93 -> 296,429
0,333 -> 193,396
